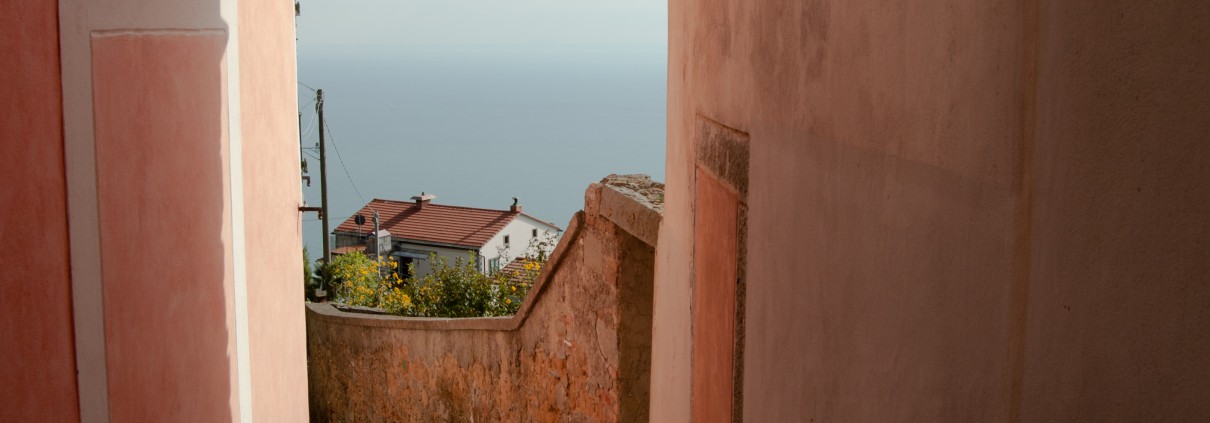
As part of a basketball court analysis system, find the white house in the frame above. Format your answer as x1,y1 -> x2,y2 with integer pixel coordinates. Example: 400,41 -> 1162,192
331,193 -> 561,279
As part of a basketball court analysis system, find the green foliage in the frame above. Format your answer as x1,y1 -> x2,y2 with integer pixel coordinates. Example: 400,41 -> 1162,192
327,251 -> 411,312
496,256 -> 542,314
303,247 -> 315,301
318,232 -> 554,318
400,252 -> 542,317
403,253 -> 492,317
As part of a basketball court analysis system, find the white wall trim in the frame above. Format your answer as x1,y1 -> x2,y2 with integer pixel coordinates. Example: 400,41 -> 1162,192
220,0 -> 255,421
60,0 -> 256,419
59,1 -> 111,420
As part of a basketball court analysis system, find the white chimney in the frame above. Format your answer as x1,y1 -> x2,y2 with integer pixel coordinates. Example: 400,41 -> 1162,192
411,192 -> 436,208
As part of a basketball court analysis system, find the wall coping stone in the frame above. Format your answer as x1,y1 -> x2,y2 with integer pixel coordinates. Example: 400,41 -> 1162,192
599,174 -> 664,246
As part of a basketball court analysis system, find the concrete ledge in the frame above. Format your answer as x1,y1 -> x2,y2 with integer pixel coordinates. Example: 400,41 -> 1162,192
306,302 -> 515,331
599,174 -> 664,246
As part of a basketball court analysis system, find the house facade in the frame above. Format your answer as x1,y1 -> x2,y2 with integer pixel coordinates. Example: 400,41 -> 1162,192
332,194 -> 561,279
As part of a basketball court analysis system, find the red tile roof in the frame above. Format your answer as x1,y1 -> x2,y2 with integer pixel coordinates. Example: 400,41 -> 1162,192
499,258 -> 528,284
334,199 -> 519,249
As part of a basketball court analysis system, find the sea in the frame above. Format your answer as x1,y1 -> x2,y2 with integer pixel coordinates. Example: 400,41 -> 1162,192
296,44 -> 667,257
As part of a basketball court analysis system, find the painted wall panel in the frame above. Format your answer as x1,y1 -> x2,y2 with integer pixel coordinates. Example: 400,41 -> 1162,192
92,31 -> 234,422
691,169 -> 738,423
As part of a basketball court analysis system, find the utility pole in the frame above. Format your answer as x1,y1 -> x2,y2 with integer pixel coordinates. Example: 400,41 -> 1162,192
318,89 -> 331,263
373,210 -> 382,279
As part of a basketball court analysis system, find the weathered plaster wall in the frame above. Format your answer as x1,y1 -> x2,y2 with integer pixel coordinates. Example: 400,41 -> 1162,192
307,176 -> 660,422
0,1 -> 80,421
1020,2 -> 1210,420
657,0 -> 1210,421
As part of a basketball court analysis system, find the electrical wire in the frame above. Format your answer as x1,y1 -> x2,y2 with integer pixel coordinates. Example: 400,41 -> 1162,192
303,211 -> 365,223
303,215 -> 352,222
298,96 -> 316,112
295,88 -> 371,226
297,92 -> 318,151
322,116 -> 368,205
300,107 -> 318,138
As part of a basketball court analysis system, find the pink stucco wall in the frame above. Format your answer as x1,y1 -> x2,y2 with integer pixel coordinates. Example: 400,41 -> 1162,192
92,32 -> 235,422
238,0 -> 309,420
656,0 -> 1210,421
0,0 -> 81,421
6,0 -> 308,419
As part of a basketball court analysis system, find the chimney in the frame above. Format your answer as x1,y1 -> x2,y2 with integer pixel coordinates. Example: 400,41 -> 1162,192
411,192 -> 436,208
510,196 -> 522,213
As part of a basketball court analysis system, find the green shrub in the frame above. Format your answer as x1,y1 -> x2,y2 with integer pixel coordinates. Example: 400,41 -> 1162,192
321,234 -> 552,317
400,252 -> 543,318
327,251 -> 411,312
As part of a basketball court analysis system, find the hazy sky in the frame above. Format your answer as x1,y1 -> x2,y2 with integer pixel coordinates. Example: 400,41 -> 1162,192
295,0 -> 667,47
293,1 -> 668,255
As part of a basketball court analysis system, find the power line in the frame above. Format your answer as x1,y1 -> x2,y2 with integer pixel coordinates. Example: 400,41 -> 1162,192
297,92 -> 317,157
299,96 -> 316,111
300,107 -> 318,138
304,215 -> 351,222
298,81 -> 317,92
304,212 -> 355,223
322,116 -> 367,205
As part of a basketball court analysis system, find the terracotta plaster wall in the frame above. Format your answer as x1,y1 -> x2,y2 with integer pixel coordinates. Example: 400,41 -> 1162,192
657,0 -> 1210,421
307,180 -> 660,422
662,0 -> 1025,420
237,0 -> 308,420
0,0 -> 80,420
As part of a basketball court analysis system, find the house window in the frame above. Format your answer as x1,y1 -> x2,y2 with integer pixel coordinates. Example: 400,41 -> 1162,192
504,235 -> 510,246
532,229 -> 538,237
488,257 -> 501,274
395,257 -> 413,283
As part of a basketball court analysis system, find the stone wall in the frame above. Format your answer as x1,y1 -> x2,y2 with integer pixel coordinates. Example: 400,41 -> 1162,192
307,175 -> 662,422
